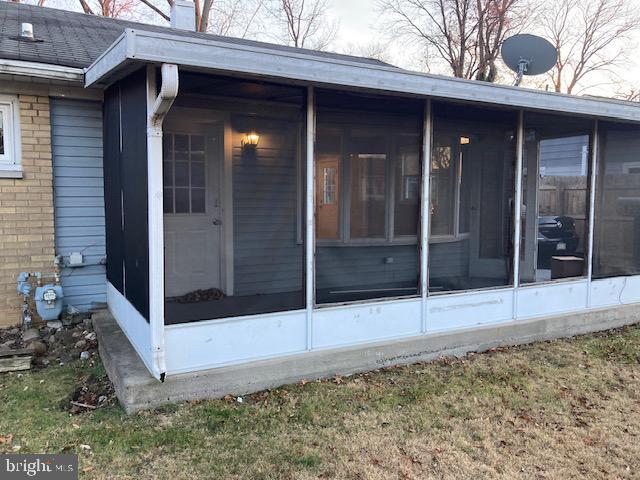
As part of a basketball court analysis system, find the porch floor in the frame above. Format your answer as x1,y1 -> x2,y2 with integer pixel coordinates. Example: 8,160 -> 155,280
165,291 -> 303,325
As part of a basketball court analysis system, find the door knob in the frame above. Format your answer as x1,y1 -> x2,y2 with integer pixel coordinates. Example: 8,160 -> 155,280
213,218 -> 222,226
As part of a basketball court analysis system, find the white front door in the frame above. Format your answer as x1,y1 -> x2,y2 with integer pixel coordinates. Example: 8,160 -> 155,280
163,129 -> 223,297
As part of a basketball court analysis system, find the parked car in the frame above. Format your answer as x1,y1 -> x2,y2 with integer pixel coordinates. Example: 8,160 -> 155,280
537,215 -> 580,268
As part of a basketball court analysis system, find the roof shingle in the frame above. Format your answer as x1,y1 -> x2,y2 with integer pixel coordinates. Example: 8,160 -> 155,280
0,2 -> 390,70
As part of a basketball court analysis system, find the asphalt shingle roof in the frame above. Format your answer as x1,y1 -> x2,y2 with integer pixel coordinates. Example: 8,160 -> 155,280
0,1 -> 391,70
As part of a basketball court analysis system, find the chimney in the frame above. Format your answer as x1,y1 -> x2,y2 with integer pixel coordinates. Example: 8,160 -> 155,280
170,0 -> 196,31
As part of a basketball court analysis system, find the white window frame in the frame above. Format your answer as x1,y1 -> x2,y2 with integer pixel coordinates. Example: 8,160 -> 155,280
428,136 -> 470,244
0,94 -> 22,178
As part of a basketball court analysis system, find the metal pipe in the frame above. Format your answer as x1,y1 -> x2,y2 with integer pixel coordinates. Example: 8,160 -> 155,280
146,63 -> 179,381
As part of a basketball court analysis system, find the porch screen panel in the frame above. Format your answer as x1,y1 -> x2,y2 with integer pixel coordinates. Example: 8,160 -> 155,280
315,90 -> 423,305
593,121 -> 640,278
519,113 -> 593,285
428,102 -> 517,293
163,73 -> 305,324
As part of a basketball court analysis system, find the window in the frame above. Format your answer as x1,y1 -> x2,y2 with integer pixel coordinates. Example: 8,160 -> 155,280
315,124 -> 423,244
350,153 -> 386,238
0,95 -> 21,176
322,166 -> 337,204
315,90 -> 423,304
163,133 -> 207,214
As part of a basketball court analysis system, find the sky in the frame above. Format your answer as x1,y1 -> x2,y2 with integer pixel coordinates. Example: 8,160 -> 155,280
325,0 -> 640,97
34,0 -> 640,97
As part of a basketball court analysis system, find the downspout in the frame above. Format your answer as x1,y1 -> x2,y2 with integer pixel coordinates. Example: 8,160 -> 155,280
146,63 -> 179,381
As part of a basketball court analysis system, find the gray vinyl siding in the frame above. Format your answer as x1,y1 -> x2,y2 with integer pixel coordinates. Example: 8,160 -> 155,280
540,136 -> 588,177
316,245 -> 418,290
232,125 -> 303,296
428,240 -> 469,280
52,98 -> 107,310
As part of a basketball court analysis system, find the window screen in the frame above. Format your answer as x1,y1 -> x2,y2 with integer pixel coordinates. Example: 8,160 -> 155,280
519,113 -> 593,284
315,90 -> 423,305
163,73 -> 306,323
428,102 -> 517,293
593,121 -> 640,278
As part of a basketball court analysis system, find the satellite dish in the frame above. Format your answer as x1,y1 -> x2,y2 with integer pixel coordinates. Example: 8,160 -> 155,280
501,34 -> 557,86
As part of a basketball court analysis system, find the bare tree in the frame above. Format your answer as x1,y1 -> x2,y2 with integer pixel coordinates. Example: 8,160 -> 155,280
77,0 -> 135,18
341,41 -> 392,64
139,0 -> 263,36
378,0 -> 526,80
538,0 -> 640,94
9,0 -> 47,5
266,0 -> 338,49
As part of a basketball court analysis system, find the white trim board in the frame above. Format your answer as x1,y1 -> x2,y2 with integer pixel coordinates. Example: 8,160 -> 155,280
0,59 -> 84,82
106,282 -> 154,375
85,29 -> 640,123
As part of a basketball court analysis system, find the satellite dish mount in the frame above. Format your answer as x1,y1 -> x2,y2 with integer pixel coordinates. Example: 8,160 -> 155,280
514,58 -> 529,86
501,34 -> 557,87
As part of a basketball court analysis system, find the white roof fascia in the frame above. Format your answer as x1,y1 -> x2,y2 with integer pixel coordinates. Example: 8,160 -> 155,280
85,29 -> 640,123
0,59 -> 84,82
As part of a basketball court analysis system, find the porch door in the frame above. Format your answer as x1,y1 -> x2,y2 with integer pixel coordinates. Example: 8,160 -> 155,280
316,155 -> 340,239
163,129 -> 223,297
468,149 -> 511,279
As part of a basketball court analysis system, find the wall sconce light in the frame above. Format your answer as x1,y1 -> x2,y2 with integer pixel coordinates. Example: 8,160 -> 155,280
460,136 -> 471,145
242,132 -> 260,150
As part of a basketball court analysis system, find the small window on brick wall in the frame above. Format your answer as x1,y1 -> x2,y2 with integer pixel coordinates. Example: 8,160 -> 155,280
0,95 -> 21,177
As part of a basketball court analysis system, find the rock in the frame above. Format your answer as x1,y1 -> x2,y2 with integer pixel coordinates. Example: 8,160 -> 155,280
84,332 -> 96,342
74,340 -> 87,350
82,318 -> 93,328
31,341 -> 47,356
72,331 -> 82,339
22,328 -> 40,343
80,351 -> 90,360
59,354 -> 73,365
55,330 -> 75,346
47,335 -> 56,345
47,320 -> 63,331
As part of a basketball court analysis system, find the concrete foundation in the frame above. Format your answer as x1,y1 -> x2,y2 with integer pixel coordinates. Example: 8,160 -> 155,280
93,305 -> 640,413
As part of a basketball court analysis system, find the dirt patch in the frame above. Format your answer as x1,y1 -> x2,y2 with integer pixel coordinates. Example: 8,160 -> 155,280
0,327 -> 24,350
64,373 -> 115,414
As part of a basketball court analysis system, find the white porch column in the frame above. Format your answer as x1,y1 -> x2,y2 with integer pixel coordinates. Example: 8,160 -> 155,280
512,110 -> 525,318
586,120 -> 599,307
305,86 -> 315,350
146,64 -> 179,380
420,99 -> 432,333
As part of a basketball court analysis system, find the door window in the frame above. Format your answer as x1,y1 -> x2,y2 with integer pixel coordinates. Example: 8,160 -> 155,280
163,133 -> 207,214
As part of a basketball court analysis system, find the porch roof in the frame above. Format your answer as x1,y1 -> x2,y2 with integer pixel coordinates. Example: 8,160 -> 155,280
85,28 -> 640,123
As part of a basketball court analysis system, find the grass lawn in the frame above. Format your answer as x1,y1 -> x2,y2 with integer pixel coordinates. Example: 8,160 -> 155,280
1,325 -> 640,479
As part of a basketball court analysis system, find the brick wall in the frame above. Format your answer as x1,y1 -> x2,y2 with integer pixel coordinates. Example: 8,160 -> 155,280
0,95 -> 55,326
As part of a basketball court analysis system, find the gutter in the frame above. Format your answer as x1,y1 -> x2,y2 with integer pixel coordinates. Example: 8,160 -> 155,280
146,63 -> 179,381
0,59 -> 84,82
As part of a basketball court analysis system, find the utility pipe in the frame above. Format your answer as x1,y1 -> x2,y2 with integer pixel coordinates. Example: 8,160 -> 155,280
147,63 -> 179,381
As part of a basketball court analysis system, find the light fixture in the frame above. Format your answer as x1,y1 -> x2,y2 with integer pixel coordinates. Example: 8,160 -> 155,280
241,132 -> 260,149
460,136 -> 470,145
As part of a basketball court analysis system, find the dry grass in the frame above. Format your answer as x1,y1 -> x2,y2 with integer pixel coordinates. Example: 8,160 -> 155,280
1,324 -> 640,479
